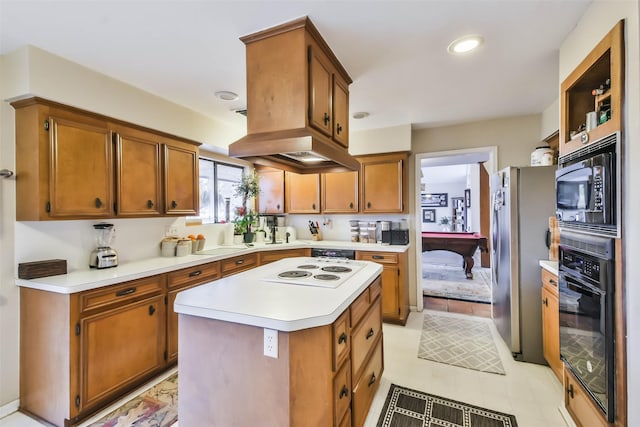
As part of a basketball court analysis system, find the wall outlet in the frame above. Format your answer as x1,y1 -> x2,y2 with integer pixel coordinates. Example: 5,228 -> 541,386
264,328 -> 278,358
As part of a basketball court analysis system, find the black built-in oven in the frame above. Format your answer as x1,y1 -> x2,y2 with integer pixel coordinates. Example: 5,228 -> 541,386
556,132 -> 618,237
558,231 -> 615,422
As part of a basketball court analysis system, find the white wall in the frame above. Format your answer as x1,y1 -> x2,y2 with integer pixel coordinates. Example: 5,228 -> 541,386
559,2 -> 640,425
350,124 -> 411,155
540,98 -> 560,140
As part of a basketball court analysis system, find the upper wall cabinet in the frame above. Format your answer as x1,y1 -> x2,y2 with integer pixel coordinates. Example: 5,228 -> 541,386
256,167 -> 285,214
560,20 -> 624,157
285,171 -> 320,214
12,98 -> 200,220
321,171 -> 358,213
357,152 -> 409,214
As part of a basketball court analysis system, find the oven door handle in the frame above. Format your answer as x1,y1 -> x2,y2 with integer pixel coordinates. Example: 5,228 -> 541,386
559,270 -> 603,295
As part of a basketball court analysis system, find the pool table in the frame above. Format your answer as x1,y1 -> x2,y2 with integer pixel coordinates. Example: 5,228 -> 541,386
421,232 -> 488,279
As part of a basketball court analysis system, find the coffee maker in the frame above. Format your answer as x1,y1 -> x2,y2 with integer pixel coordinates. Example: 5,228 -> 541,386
89,223 -> 118,269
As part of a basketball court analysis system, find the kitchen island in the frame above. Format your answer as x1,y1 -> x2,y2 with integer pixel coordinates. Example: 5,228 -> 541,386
174,256 -> 384,427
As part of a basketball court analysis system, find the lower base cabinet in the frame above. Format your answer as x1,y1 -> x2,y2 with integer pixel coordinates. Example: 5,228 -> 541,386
177,276 -> 383,427
357,251 -> 408,325
564,368 -> 609,427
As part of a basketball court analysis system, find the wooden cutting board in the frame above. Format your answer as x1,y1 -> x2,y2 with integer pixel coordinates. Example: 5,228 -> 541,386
549,216 -> 560,261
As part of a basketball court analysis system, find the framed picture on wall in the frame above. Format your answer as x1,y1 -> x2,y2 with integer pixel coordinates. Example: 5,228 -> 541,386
464,189 -> 471,208
422,208 -> 436,223
421,193 -> 448,207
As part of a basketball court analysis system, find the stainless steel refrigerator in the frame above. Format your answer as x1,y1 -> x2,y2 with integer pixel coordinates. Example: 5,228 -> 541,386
490,165 -> 555,364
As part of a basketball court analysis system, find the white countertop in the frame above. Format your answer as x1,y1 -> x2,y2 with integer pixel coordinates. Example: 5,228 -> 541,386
539,259 -> 559,276
16,239 -> 408,294
174,257 -> 383,331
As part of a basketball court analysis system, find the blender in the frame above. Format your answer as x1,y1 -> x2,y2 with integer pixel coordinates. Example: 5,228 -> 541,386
89,223 -> 118,269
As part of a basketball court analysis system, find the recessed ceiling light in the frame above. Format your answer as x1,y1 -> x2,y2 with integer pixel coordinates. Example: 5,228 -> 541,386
352,112 -> 370,119
214,91 -> 239,101
447,35 -> 484,55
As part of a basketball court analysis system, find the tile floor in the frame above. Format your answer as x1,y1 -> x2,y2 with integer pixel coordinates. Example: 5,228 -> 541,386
1,310 -> 571,427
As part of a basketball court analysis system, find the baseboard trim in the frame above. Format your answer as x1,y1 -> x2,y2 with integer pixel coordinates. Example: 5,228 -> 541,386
558,403 -> 578,427
0,399 -> 19,419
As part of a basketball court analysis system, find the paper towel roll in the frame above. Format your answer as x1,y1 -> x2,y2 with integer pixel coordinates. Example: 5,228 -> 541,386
223,223 -> 235,245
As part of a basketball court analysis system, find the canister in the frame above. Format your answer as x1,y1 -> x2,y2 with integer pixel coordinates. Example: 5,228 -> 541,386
531,146 -> 554,166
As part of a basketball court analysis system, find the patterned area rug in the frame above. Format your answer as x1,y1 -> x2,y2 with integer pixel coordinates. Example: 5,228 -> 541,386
422,263 -> 492,303
377,384 -> 518,427
418,313 -> 505,375
88,373 -> 178,427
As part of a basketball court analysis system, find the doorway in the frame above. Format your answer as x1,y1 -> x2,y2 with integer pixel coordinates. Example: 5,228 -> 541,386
414,146 -> 498,313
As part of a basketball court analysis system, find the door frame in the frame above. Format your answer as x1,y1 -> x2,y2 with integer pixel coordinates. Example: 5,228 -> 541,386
413,146 -> 498,312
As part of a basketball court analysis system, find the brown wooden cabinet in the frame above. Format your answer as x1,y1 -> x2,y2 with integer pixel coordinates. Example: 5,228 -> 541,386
256,167 -> 285,214
565,368 -> 609,427
258,248 -> 311,265
285,171 -> 321,213
541,268 -> 562,382
241,17 -> 352,149
164,141 -> 199,216
560,21 -> 624,157
113,125 -> 162,217
357,251 -> 409,325
220,253 -> 259,277
357,152 -> 408,214
20,275 -> 167,425
322,171 -> 358,213
12,97 -> 200,220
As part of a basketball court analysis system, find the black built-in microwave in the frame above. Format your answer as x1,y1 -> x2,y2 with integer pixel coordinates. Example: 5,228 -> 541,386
555,132 -> 618,236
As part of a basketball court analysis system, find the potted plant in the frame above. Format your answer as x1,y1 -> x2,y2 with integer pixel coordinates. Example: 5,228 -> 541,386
439,216 -> 452,232
233,171 -> 260,243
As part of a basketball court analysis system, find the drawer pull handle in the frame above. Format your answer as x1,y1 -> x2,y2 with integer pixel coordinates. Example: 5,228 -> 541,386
549,279 -> 557,286
189,270 -> 202,277
115,287 -> 136,297
323,112 -> 330,125
567,384 -> 574,399
368,373 -> 376,387
542,297 -> 548,307
339,385 -> 349,399
367,201 -> 371,209
366,328 -> 375,340
372,255 -> 384,260
148,305 -> 156,316
235,260 -> 244,265
338,332 -> 347,345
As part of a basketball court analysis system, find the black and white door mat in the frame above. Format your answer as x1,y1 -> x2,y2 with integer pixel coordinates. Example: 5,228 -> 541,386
376,384 -> 518,427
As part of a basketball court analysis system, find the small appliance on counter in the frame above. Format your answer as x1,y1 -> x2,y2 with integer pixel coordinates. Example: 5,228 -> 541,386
89,223 -> 118,269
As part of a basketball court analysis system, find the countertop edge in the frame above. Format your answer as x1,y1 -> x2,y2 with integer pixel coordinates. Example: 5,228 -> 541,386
539,259 -> 559,276
16,240 -> 408,293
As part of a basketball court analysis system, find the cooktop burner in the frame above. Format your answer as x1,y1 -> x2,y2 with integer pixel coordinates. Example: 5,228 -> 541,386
313,273 -> 340,281
321,266 -> 352,273
297,264 -> 319,269
278,271 -> 312,278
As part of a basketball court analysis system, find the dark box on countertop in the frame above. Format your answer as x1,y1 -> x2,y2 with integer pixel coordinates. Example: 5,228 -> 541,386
388,230 -> 409,245
18,259 -> 67,279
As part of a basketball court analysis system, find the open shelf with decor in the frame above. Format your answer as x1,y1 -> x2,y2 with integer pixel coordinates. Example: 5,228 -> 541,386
559,20 -> 624,157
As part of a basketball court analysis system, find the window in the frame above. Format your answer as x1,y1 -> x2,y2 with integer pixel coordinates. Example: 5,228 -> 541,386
196,158 -> 244,224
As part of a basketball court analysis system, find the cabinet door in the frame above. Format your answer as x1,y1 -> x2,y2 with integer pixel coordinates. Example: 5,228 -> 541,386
79,295 -> 165,411
542,285 -> 562,381
48,116 -> 113,218
308,45 -> 333,137
167,283 -> 202,363
164,144 -> 198,215
380,265 -> 400,320
322,171 -> 358,213
285,171 -> 320,213
115,128 -> 162,216
332,76 -> 349,148
360,156 -> 404,213
257,168 -> 285,214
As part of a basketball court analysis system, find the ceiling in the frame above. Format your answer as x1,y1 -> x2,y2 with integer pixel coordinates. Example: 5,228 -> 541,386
0,0 -> 591,135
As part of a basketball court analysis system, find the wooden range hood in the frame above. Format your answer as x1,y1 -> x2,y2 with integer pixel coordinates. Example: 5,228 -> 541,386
228,16 -> 359,174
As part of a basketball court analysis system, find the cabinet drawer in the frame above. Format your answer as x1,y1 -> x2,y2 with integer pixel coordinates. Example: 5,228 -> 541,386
350,287 -> 370,327
369,277 -> 382,302
258,249 -> 310,265
358,251 -> 398,264
333,358 -> 351,426
541,269 -> 558,290
167,262 -> 220,289
333,310 -> 350,371
80,275 -> 163,313
221,253 -> 258,277
351,298 -> 382,378
352,338 -> 383,427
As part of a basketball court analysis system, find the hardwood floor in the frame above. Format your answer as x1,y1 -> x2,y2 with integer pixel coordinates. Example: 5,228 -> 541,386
423,296 -> 492,318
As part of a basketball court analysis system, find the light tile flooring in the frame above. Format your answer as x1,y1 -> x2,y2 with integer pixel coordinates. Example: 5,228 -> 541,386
2,310 -> 570,427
